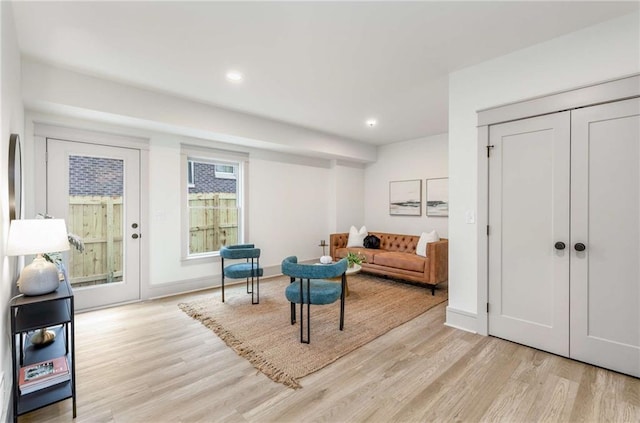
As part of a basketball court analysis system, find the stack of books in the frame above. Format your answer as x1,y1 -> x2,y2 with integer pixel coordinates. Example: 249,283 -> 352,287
19,356 -> 70,394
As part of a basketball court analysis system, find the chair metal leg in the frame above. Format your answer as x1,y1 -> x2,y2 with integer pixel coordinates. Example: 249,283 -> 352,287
299,278 -> 311,344
306,301 -> 310,343
290,277 -> 296,324
221,257 -> 225,303
251,258 -> 260,304
244,256 -> 254,295
251,274 -> 260,304
339,273 -> 346,330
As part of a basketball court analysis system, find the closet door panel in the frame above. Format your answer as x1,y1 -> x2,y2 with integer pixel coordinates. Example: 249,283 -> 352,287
488,112 -> 570,356
570,97 -> 640,377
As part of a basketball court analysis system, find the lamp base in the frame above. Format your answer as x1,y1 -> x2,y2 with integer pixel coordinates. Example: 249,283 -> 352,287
18,255 -> 60,296
30,328 -> 56,347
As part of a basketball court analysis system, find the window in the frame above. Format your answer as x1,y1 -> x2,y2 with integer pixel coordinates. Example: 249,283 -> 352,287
184,154 -> 245,258
214,164 -> 236,179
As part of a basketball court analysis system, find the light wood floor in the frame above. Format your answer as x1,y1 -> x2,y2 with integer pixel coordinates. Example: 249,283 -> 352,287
19,281 -> 640,423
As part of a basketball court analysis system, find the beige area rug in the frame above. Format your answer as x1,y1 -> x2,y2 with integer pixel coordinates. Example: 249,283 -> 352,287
178,273 -> 447,389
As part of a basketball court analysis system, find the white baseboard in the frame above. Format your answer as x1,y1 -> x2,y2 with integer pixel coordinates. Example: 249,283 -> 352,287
146,264 -> 282,300
445,306 -> 478,334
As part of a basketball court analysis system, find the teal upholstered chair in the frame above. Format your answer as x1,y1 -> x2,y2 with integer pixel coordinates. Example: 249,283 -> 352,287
281,256 -> 348,343
220,244 -> 263,304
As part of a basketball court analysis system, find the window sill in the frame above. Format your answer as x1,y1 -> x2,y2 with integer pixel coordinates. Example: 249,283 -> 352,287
182,252 -> 220,262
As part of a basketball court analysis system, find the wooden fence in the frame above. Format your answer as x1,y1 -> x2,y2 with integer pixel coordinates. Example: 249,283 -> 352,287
66,194 -> 238,286
67,196 -> 123,287
188,193 -> 238,254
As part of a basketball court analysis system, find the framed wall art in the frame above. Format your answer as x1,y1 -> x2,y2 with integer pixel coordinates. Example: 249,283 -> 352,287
389,179 -> 421,216
426,177 -> 448,217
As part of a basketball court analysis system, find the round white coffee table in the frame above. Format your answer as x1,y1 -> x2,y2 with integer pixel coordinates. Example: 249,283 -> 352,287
346,263 -> 362,275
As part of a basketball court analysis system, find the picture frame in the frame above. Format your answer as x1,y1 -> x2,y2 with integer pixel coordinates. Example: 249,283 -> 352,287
389,179 -> 421,216
426,177 -> 448,217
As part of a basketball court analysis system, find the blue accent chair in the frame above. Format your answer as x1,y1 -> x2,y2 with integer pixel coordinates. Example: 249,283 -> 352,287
220,244 -> 263,304
281,256 -> 348,343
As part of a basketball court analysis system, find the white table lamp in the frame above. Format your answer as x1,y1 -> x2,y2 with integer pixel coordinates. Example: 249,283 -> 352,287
6,219 -> 70,296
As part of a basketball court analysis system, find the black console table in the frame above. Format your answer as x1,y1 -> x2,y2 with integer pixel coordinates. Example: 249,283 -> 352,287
9,275 -> 76,422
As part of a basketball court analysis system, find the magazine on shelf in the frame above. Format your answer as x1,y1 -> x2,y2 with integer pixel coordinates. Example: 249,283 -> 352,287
20,373 -> 70,394
19,356 -> 70,394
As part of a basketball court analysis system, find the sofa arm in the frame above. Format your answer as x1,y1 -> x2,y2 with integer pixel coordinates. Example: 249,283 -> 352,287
330,233 -> 349,260
427,239 -> 449,283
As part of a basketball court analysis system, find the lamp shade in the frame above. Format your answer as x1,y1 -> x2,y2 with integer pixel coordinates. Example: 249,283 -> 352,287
6,219 -> 70,256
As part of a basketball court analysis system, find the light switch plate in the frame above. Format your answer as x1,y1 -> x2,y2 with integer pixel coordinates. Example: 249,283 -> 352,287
465,210 -> 476,224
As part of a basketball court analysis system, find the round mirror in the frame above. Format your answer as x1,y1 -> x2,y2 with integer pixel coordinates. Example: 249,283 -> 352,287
8,133 -> 22,221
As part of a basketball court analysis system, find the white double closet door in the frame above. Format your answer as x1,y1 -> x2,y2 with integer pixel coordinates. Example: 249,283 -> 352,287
488,97 -> 640,377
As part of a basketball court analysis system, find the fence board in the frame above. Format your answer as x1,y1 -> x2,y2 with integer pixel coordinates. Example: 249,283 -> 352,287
68,196 -> 123,286
188,193 -> 238,254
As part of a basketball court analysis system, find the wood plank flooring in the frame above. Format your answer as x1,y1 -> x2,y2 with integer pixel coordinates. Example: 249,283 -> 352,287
18,281 -> 640,422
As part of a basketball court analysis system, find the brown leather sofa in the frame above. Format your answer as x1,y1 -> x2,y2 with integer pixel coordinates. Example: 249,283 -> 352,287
329,232 -> 448,295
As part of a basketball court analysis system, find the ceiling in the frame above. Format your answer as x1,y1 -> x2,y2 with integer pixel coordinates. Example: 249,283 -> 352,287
11,1 -> 639,145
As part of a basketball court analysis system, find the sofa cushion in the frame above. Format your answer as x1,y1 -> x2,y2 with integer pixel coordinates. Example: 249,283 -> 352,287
416,230 -> 440,257
373,251 -> 425,273
347,225 -> 367,247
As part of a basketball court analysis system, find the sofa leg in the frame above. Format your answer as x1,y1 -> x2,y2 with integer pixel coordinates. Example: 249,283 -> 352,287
431,285 -> 435,296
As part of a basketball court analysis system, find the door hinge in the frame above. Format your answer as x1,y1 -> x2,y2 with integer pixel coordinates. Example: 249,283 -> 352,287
486,145 -> 495,157
486,225 -> 490,235
487,303 -> 489,313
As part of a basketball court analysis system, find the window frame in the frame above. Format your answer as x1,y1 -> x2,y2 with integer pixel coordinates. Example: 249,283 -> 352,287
181,146 -> 248,260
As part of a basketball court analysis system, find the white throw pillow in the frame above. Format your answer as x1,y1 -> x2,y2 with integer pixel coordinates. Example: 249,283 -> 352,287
416,230 -> 440,257
346,225 -> 367,247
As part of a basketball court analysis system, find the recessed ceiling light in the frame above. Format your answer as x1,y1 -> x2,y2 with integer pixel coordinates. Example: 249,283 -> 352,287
226,71 -> 243,83
366,119 -> 377,128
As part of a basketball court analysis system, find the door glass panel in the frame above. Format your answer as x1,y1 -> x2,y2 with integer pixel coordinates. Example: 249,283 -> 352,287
67,155 -> 124,288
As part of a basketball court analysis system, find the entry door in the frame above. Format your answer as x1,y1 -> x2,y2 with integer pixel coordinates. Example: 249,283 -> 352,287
570,98 -> 640,377
488,112 -> 571,356
47,139 -> 141,310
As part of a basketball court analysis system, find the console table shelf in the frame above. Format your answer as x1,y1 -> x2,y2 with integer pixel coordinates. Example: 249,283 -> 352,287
10,276 -> 77,422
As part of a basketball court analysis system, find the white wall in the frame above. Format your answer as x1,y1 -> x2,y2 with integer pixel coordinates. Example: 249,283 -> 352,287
447,10 -> 640,332
332,161 -> 366,233
363,133 -> 448,236
0,2 -> 24,420
249,153 -> 334,264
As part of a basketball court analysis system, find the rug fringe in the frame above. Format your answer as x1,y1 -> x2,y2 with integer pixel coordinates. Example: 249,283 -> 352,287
178,303 -> 302,389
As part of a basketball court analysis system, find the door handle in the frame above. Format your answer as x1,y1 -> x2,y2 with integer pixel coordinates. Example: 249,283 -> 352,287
554,242 -> 566,250
132,233 -> 140,239
574,243 -> 586,252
